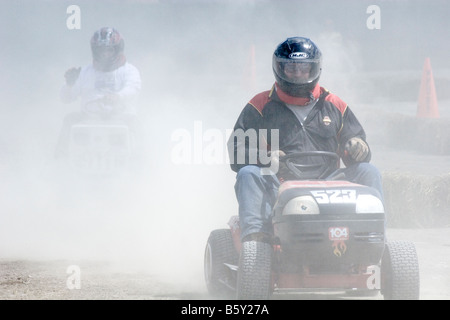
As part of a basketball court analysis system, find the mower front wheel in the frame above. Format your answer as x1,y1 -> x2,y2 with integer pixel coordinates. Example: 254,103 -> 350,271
381,240 -> 420,300
236,240 -> 273,300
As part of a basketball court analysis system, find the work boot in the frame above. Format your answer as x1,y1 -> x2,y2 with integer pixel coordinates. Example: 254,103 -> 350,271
241,232 -> 273,244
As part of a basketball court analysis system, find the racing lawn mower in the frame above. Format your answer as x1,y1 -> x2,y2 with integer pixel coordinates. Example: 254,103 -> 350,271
204,152 -> 420,300
68,117 -> 135,176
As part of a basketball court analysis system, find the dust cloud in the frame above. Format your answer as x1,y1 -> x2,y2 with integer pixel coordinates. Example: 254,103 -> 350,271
0,0 -> 449,293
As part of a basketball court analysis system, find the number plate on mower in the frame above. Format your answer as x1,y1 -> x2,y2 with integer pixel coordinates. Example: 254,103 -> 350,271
310,189 -> 357,204
328,227 -> 349,241
329,227 -> 349,257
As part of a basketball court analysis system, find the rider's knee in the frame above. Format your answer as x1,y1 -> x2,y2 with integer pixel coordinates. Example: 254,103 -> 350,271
357,162 -> 382,179
236,165 -> 262,181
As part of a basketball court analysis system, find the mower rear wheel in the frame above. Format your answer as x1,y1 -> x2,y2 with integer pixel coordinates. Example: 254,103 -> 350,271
204,229 -> 238,298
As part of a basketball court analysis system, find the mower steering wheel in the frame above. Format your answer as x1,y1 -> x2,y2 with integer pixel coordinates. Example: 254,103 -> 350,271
280,151 -> 340,180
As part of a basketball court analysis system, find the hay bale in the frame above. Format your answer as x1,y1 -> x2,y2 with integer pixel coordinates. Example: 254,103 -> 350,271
384,113 -> 450,155
383,171 -> 450,228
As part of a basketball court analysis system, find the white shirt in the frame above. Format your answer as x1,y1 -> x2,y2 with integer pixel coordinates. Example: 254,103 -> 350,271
60,62 -> 141,115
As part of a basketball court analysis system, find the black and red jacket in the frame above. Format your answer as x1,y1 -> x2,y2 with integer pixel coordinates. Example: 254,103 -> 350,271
227,83 -> 371,173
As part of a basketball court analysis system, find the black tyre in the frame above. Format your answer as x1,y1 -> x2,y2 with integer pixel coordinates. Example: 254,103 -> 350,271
381,240 -> 420,300
236,240 -> 273,300
204,229 -> 238,298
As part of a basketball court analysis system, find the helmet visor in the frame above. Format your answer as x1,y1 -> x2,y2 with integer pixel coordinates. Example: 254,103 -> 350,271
273,57 -> 321,85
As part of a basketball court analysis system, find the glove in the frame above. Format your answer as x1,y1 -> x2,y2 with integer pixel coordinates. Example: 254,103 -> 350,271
345,137 -> 369,162
64,67 -> 81,86
269,150 -> 286,172
269,150 -> 291,180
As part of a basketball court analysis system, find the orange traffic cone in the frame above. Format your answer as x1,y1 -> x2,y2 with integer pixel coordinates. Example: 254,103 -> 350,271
416,57 -> 439,118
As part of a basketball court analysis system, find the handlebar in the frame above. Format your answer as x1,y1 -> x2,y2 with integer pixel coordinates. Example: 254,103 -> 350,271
279,151 -> 340,180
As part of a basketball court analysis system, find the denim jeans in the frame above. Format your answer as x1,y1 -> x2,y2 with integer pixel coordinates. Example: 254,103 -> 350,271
234,163 -> 384,241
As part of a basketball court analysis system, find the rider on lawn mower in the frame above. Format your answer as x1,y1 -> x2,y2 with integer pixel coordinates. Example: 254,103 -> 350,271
55,27 -> 142,159
227,36 -> 384,244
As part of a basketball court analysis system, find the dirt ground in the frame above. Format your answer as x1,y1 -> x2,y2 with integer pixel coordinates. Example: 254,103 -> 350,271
2,0 -> 450,303
0,227 -> 449,300
1,131 -> 449,301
